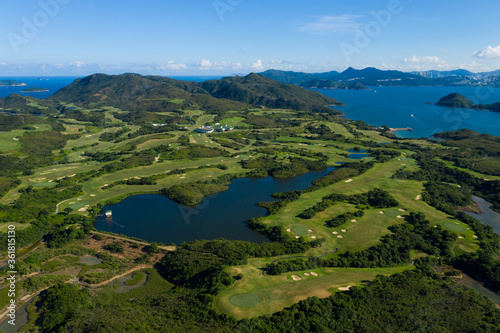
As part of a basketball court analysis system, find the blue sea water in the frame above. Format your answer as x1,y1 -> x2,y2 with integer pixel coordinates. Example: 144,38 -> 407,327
0,76 -> 80,99
315,86 -> 500,138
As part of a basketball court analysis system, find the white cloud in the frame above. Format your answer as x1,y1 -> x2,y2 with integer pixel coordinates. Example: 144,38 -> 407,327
404,55 -> 446,65
157,62 -> 187,71
200,59 -> 212,68
55,63 -> 64,68
473,45 -> 500,59
252,60 -> 264,70
0,62 -> 6,66
456,61 -> 493,72
298,15 -> 362,35
70,61 -> 85,68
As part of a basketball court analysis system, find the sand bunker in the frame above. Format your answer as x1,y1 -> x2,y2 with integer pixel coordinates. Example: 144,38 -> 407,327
90,194 -> 96,197
351,219 -> 357,222
379,211 -> 385,214
291,275 -> 302,281
337,235 -> 344,239
310,272 -> 318,276
311,236 -> 317,239
398,209 -> 406,212
458,236 -> 465,239
332,231 -> 338,235
338,285 -> 352,291
473,235 -> 478,238
308,229 -> 313,232
345,179 -> 353,183
304,273 -> 310,276
78,207 -> 87,212
397,215 -> 403,218
286,229 -> 291,232
341,229 -> 347,233
416,195 -> 422,200
295,236 -> 301,239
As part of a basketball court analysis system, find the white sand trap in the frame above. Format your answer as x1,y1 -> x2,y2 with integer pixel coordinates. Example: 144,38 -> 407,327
304,273 -> 310,276
48,180 -> 53,182
399,209 -> 406,212
291,275 -> 301,281
85,135 -> 92,137
458,236 -> 465,239
295,236 -> 301,239
455,222 -> 460,224
401,164 -> 406,166
286,229 -> 291,232
379,211 -> 385,214
337,235 -> 344,239
235,155 -> 240,158
397,215 -> 403,218
351,219 -> 357,222
473,235 -> 478,238
311,236 -> 317,239
434,225 -> 438,228
332,231 -> 338,234
77,198 -> 82,200
308,229 -> 313,232
180,177 -> 185,179
310,272 -> 318,276
69,202 -> 75,205
78,207 -> 87,212
103,184 -> 109,187
90,194 -> 96,197
13,137 -> 19,141
341,229 -> 347,233
345,179 -> 353,183
416,195 -> 422,200
338,285 -> 352,291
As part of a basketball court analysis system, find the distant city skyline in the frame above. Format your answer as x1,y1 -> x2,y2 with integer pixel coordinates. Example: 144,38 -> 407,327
1,0 -> 499,76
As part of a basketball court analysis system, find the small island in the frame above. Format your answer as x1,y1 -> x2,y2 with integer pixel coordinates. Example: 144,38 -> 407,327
0,79 -> 26,87
21,87 -> 49,92
435,93 -> 500,113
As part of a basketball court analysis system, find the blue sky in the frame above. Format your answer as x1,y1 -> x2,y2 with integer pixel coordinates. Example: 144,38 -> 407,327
0,0 -> 499,76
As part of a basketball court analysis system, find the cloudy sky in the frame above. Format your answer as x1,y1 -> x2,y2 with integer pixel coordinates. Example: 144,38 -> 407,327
1,0 -> 499,76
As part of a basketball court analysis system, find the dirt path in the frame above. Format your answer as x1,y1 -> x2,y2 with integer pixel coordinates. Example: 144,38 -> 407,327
54,180 -> 88,214
81,264 -> 153,288
90,231 -> 176,251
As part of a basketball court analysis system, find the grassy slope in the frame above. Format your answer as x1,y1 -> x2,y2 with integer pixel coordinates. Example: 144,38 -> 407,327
216,264 -> 413,319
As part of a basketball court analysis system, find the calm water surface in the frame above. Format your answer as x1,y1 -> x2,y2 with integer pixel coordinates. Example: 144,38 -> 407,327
466,196 -> 500,235
315,86 -> 500,138
95,168 -> 333,244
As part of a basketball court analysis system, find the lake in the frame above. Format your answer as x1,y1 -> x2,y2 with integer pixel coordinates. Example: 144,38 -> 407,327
315,86 -> 500,138
95,168 -> 333,244
467,196 -> 500,235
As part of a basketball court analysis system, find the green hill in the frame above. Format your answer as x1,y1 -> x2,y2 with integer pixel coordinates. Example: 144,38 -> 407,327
50,73 -> 342,114
200,73 -> 343,112
436,93 -> 475,108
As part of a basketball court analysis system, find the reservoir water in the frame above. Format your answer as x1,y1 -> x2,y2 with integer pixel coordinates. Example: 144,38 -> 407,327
95,168 -> 333,244
316,86 -> 500,138
466,196 -> 500,235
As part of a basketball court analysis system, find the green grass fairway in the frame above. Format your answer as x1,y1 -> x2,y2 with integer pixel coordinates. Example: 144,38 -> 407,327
229,293 -> 261,308
293,225 -> 309,236
0,222 -> 29,233
217,264 -> 412,319
443,222 -> 467,232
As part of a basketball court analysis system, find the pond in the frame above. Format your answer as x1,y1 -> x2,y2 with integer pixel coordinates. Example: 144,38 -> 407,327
466,196 -> 500,235
95,168 -> 333,244
0,299 -> 32,333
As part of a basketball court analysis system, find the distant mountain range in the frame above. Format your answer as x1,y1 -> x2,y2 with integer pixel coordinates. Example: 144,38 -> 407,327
259,67 -> 500,87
